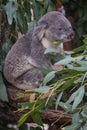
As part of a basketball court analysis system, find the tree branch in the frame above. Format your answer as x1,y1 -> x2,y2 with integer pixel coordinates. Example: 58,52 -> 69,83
0,86 -> 72,127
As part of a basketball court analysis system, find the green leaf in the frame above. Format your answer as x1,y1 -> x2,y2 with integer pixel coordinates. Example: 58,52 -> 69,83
44,47 -> 58,54
73,44 -> 86,52
34,86 -> 50,93
75,60 -> 87,67
32,112 -> 43,126
64,123 -> 80,130
81,103 -> 87,118
0,72 -> 8,102
67,86 -> 85,110
17,6 -> 28,33
18,111 -> 30,127
83,35 -> 87,44
72,66 -> 87,72
65,51 -> 74,55
43,71 -> 56,85
60,78 -> 75,91
83,123 -> 87,130
47,4 -> 54,12
72,112 -> 81,124
59,102 -> 72,112
56,57 -> 73,65
55,92 -> 63,109
4,0 -> 17,24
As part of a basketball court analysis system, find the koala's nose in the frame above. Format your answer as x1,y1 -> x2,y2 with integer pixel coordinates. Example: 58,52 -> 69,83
68,31 -> 75,39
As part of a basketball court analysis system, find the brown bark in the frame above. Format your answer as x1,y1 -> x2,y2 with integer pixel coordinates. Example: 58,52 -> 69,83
0,106 -> 72,126
0,86 -> 72,128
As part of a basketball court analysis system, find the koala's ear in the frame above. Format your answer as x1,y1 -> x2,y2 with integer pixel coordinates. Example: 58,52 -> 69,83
58,6 -> 65,16
33,24 -> 48,40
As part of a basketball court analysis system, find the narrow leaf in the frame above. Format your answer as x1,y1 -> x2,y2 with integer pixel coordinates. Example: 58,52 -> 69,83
72,86 -> 84,110
34,86 -> 50,93
44,47 -> 58,54
4,0 -> 17,24
32,112 -> 43,126
0,72 -> 8,101
72,112 -> 81,124
81,103 -> 87,118
83,123 -> 87,130
72,66 -> 87,72
55,92 -> 63,109
43,71 -> 56,85
56,57 -> 73,65
64,123 -> 80,130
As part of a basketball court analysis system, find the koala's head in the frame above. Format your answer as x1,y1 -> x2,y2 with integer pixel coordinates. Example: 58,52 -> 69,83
33,11 -> 74,48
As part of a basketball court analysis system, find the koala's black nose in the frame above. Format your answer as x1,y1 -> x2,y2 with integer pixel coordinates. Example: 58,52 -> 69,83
68,31 -> 75,39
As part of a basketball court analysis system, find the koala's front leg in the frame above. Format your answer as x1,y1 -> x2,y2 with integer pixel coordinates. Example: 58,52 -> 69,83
14,67 -> 43,90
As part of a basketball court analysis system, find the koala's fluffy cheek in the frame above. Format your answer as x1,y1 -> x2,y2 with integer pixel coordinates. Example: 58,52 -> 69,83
59,34 -> 69,42
45,30 -> 66,42
45,30 -> 56,42
41,37 -> 53,48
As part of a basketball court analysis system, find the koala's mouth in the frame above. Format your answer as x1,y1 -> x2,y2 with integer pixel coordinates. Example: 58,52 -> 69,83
61,38 -> 72,43
59,32 -> 75,43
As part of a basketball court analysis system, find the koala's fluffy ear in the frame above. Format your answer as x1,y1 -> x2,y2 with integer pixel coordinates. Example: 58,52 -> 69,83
33,24 -> 48,40
58,6 -> 65,16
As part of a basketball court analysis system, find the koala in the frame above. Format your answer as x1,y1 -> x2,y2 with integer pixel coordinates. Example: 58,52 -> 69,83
3,11 -> 74,90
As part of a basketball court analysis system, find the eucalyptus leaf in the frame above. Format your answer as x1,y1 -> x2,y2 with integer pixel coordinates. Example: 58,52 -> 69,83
56,57 -> 73,65
81,103 -> 87,118
73,44 -> 86,52
59,102 -> 72,112
67,86 -> 84,110
0,72 -> 8,102
55,92 -> 63,109
64,123 -> 81,130
34,86 -> 50,93
4,0 -> 17,24
72,66 -> 87,72
32,112 -> 43,126
83,35 -> 87,44
72,112 -> 81,124
44,47 -> 58,54
60,78 -> 75,91
18,111 -> 30,127
65,51 -> 74,55
17,6 -> 28,33
43,71 -> 56,85
74,56 -> 83,61
75,60 -> 87,67
83,122 -> 87,130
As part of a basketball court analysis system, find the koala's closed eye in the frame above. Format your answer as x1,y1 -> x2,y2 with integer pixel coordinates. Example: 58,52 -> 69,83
58,28 -> 63,31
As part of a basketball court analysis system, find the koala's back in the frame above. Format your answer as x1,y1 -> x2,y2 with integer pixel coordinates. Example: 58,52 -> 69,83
4,29 -> 33,83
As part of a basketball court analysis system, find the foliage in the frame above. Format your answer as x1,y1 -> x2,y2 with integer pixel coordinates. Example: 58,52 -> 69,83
0,0 -> 87,129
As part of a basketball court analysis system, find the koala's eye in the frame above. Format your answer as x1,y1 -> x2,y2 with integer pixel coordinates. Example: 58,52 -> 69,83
58,28 -> 62,31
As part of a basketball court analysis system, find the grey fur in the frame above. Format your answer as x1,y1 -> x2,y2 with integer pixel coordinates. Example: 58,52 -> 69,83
3,11 -> 74,90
